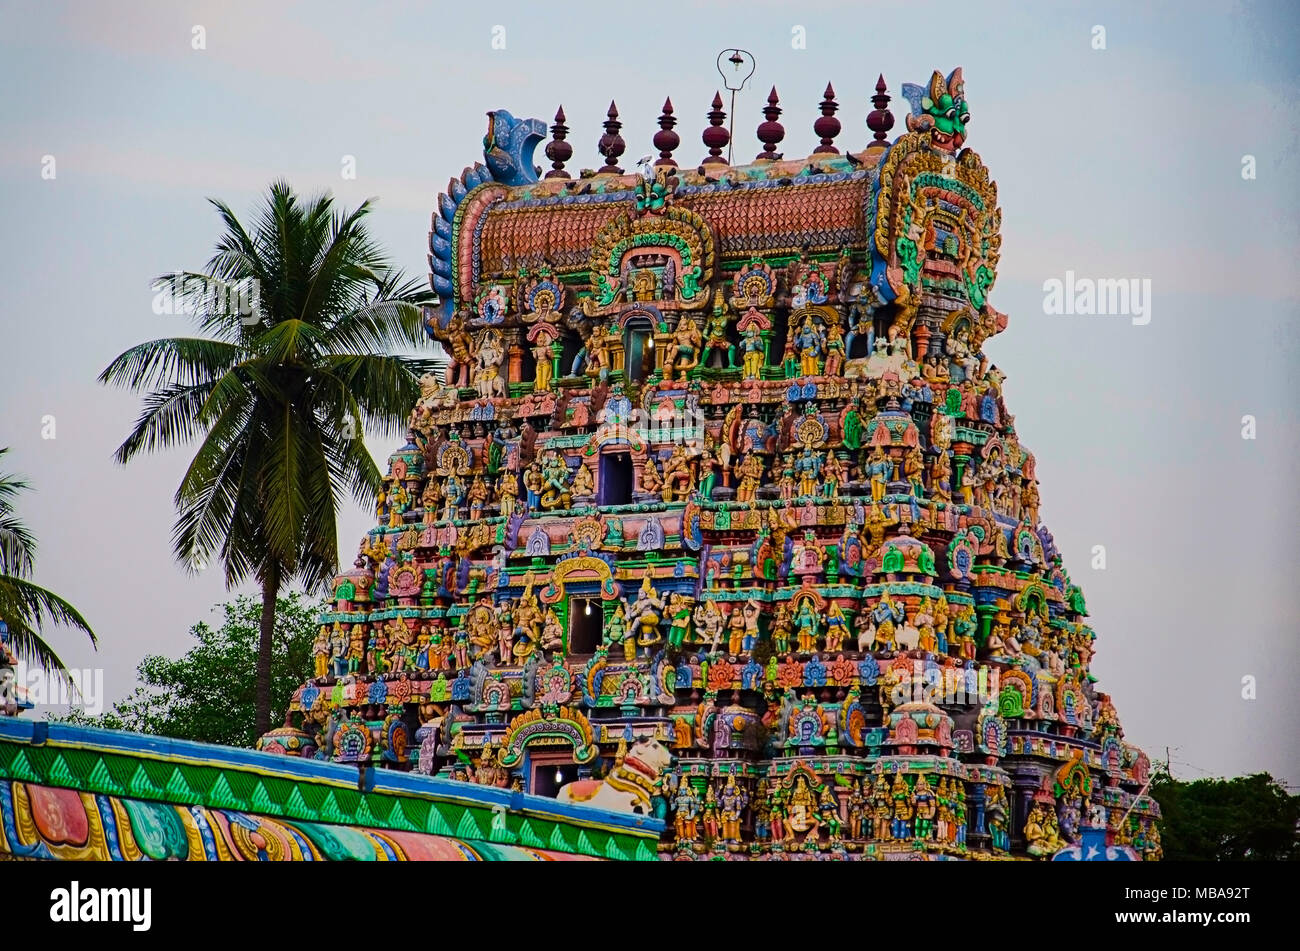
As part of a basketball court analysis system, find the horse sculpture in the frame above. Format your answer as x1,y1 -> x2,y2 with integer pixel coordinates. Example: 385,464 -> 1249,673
556,736 -> 674,815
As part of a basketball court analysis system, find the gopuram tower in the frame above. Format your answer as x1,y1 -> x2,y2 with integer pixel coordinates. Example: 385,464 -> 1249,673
275,69 -> 1162,861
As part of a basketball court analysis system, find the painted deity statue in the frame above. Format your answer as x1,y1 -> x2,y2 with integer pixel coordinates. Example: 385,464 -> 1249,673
702,302 -> 734,369
794,446 -> 823,499
871,593 -> 906,650
740,323 -> 765,379
866,445 -> 893,503
734,452 -> 765,503
821,451 -> 846,500
538,452 -> 572,511
824,602 -> 850,652
693,599 -> 725,651
793,598 -> 821,654
673,779 -> 702,844
629,575 -> 666,651
660,444 -> 694,502
794,316 -> 825,377
671,314 -> 703,381
823,321 -> 846,377
770,602 -> 793,654
605,602 -> 634,661
667,592 -> 694,649
718,774 -> 747,846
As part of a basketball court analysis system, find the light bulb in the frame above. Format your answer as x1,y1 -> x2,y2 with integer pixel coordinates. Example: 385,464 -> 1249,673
584,601 -> 592,616
555,768 -> 564,784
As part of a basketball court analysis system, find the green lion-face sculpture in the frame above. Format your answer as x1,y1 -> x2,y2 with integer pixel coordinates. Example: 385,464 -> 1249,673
901,68 -> 970,152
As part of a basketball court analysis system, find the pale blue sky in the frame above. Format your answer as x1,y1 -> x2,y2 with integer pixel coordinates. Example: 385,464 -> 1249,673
0,0 -> 1296,784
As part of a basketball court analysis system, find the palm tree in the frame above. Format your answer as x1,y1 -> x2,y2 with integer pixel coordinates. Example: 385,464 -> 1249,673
100,181 -> 438,737
0,447 -> 97,675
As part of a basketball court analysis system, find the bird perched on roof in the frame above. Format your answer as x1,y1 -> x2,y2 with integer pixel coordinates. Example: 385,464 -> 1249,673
635,155 -> 655,180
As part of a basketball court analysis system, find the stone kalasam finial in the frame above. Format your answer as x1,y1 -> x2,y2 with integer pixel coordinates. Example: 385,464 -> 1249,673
701,92 -> 729,166
653,97 -> 680,168
598,101 -> 626,175
867,74 -> 895,146
756,86 -> 784,161
813,82 -> 841,155
544,106 -> 572,179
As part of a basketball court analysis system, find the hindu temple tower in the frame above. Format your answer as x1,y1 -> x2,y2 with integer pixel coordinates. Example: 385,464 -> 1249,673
276,68 -> 1162,861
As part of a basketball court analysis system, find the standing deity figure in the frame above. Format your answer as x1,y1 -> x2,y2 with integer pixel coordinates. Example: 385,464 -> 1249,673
793,446 -> 823,499
667,592 -> 695,649
670,314 -> 703,381
496,473 -> 519,519
823,322 -> 846,377
1021,477 -> 1040,526
388,483 -> 409,528
441,471 -> 466,522
821,451 -> 846,500
740,323 -> 766,379
718,774 -> 748,846
531,336 -> 554,392
794,316 -> 825,377
752,780 -> 773,841
472,330 -> 506,399
847,778 -> 868,840
696,439 -> 721,500
693,599 -> 725,652
866,445 -> 893,503
902,446 -> 926,497
914,597 -> 938,653
872,775 -> 893,840
725,603 -> 747,655
913,775 -> 937,839
312,625 -> 331,679
702,301 -> 735,369
818,783 -> 842,842
770,602 -> 794,654
793,598 -> 821,654
347,623 -> 367,674
605,601 -> 634,661
890,774 -> 915,840
733,451 -> 765,503
930,449 -> 952,503
629,574 -> 666,651
702,784 -> 720,843
466,475 -> 490,520
328,622 -> 349,678
673,779 -> 702,845
494,601 -> 515,662
583,328 -> 611,382
871,593 -> 905,651
660,444 -> 695,502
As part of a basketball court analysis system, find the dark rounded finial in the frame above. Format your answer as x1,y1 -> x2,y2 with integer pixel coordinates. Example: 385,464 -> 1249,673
813,82 -> 841,155
653,97 -> 680,168
867,73 -> 895,145
702,91 -> 730,166
598,101 -> 626,174
544,106 -> 572,179
756,86 -> 785,161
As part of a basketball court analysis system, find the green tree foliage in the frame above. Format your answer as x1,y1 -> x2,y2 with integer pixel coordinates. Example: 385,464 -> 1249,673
1150,770 -> 1300,861
0,447 -> 96,674
59,594 -> 320,749
99,181 -> 436,736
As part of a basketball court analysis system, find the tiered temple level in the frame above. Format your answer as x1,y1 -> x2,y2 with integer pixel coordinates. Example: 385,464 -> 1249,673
271,69 -> 1161,860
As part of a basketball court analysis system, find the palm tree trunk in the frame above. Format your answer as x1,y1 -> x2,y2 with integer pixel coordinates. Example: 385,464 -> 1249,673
254,563 -> 281,739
